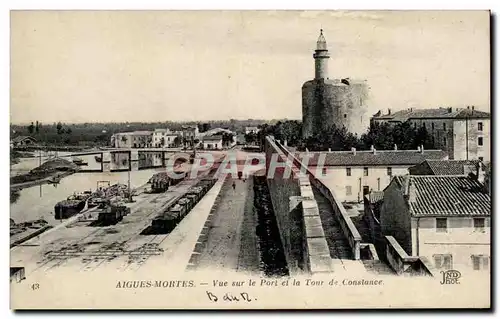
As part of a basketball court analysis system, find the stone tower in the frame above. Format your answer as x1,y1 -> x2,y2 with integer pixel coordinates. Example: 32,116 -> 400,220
302,30 -> 370,139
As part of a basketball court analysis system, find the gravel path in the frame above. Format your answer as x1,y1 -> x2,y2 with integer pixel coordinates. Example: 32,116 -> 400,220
197,177 -> 259,272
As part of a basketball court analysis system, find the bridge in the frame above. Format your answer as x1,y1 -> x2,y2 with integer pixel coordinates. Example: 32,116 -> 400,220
53,148 -> 222,173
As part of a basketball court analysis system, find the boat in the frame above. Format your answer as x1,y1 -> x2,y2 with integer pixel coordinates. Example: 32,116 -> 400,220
47,176 -> 61,184
72,157 -> 88,166
54,191 -> 93,219
54,199 -> 87,219
95,155 -> 102,163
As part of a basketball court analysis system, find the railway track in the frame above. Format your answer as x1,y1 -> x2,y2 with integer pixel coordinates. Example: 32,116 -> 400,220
26,159 -> 226,274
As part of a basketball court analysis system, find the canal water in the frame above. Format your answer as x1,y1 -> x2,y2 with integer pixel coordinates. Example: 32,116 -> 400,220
10,153 -> 165,225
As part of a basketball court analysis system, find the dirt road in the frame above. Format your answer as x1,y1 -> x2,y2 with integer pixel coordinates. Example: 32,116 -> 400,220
196,176 -> 260,273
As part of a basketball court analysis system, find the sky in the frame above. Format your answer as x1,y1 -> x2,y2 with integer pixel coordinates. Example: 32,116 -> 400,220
10,10 -> 490,124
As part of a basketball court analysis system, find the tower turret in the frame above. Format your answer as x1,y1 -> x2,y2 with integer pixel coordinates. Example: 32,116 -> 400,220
313,29 -> 330,79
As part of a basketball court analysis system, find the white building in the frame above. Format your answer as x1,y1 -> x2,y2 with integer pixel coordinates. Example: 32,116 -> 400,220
245,126 -> 260,134
152,129 -> 181,148
202,135 -> 223,150
371,107 -> 490,161
379,173 -> 490,273
304,147 -> 448,202
111,131 -> 153,148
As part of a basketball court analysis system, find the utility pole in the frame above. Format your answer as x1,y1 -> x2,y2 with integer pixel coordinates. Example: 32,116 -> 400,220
127,169 -> 131,202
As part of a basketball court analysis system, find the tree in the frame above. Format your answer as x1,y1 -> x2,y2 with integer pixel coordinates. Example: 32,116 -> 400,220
65,127 -> 72,134
56,122 -> 63,135
28,122 -> 35,134
245,131 -> 257,145
173,136 -> 181,147
221,133 -> 235,147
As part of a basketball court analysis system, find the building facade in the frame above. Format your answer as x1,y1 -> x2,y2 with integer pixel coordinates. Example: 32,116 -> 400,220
371,107 -> 490,161
302,30 -> 370,138
111,131 -> 153,148
245,126 -> 260,134
303,148 -> 448,202
152,129 -> 181,148
379,174 -> 490,273
202,136 -> 223,150
182,125 -> 200,148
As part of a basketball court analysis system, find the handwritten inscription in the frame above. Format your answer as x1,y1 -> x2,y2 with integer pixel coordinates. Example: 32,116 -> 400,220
206,291 -> 255,302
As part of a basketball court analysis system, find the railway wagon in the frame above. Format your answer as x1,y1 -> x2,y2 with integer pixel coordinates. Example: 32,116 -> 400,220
186,194 -> 198,207
97,204 -> 130,225
151,211 -> 179,233
177,198 -> 193,216
186,187 -> 204,201
169,204 -> 187,220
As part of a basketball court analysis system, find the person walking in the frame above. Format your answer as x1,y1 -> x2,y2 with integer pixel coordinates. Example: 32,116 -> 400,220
232,181 -> 236,191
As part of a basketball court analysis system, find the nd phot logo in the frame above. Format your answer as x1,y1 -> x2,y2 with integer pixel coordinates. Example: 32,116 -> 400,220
440,270 -> 461,285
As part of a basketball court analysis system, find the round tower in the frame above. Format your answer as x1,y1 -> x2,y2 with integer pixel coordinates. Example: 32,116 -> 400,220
302,30 -> 370,139
313,29 -> 330,79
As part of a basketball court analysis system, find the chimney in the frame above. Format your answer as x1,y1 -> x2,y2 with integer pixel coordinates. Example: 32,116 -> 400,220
472,106 -> 475,110
351,147 -> 357,155
448,107 -> 453,113
475,162 -> 485,184
388,108 -> 391,115
394,144 -> 398,151
467,106 -> 470,110
420,145 -> 424,154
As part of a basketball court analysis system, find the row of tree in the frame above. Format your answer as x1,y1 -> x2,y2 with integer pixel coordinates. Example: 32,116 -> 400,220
247,120 -> 437,151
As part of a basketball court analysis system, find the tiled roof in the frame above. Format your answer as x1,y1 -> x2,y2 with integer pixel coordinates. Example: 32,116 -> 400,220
203,135 -> 222,142
369,191 -> 384,204
372,107 -> 490,122
410,160 -> 480,176
302,149 -> 448,166
395,175 -> 491,217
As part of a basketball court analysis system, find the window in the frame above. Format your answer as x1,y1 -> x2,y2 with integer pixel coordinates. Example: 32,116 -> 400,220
423,122 -> 426,129
443,137 -> 447,146
432,123 -> 435,130
346,186 -> 352,196
478,137 -> 483,146
471,255 -> 489,271
436,218 -> 448,232
344,114 -> 347,118
443,123 -> 447,131
473,218 -> 485,232
478,122 -> 483,131
434,254 -> 453,270
387,167 -> 392,176
363,167 -> 369,176
346,167 -> 351,176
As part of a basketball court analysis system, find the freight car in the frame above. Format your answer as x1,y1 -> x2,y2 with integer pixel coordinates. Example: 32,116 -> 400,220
97,202 -> 130,225
149,176 -> 218,233
54,199 -> 86,219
